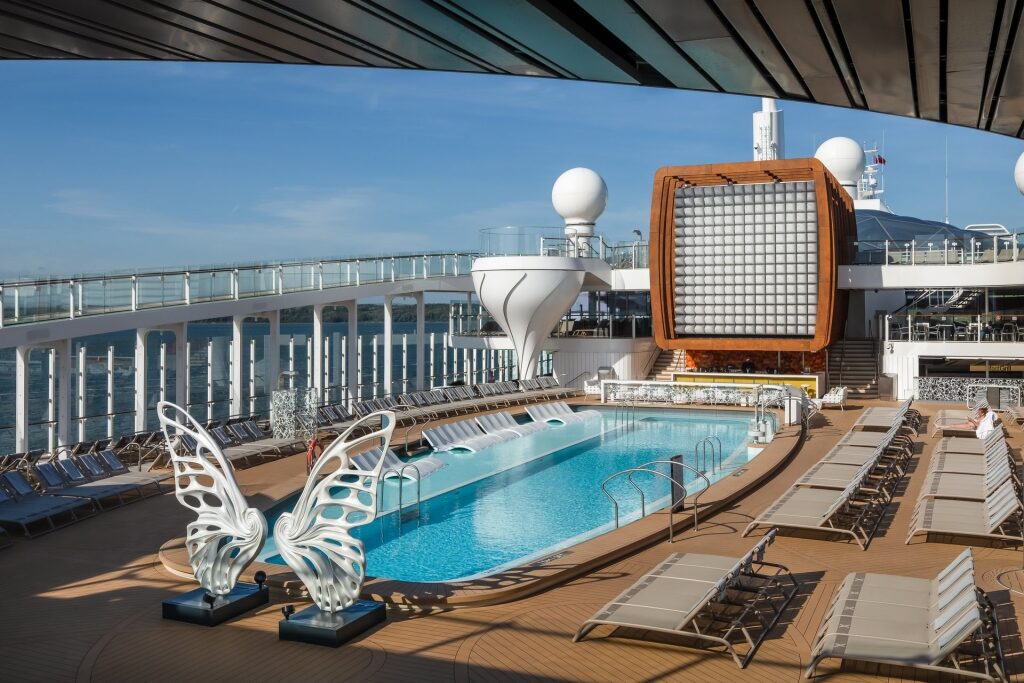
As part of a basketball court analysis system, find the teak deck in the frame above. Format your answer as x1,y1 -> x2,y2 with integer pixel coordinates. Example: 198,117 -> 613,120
2,400 -> 1023,682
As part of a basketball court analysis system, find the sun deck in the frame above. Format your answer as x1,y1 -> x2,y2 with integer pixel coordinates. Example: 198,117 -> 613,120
2,399 -> 1023,682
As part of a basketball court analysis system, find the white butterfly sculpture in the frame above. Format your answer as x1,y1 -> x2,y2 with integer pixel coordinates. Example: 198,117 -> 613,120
274,410 -> 395,613
158,401 -> 268,596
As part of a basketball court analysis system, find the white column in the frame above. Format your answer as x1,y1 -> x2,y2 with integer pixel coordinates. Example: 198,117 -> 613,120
415,291 -> 425,390
357,333 -> 364,403
383,295 -> 394,395
171,322 -> 188,408
248,338 -> 256,414
206,338 -> 214,421
77,343 -> 86,441
230,314 -> 244,415
14,345 -> 30,452
312,304 -> 324,402
134,329 -> 149,432
323,335 -> 331,401
372,334 -> 379,398
265,309 -> 280,396
429,332 -> 436,388
443,332 -> 449,384
346,301 -> 359,405
402,333 -> 409,393
55,339 -> 72,447
160,341 -> 168,404
106,344 -> 114,438
47,349 -> 56,450
288,335 -> 296,389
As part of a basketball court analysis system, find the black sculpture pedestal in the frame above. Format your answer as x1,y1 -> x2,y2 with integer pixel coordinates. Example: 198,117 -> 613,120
279,600 -> 386,647
162,583 -> 269,626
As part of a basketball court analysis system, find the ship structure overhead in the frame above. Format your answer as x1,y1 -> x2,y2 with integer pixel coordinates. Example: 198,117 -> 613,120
649,158 -> 855,354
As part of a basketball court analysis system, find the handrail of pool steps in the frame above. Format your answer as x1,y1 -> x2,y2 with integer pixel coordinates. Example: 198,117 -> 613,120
380,463 -> 422,528
602,460 -> 712,542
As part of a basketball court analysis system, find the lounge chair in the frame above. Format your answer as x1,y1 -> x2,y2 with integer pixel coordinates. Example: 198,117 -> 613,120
350,446 -> 444,479
742,471 -> 885,550
852,398 -> 919,432
35,461 -> 142,509
935,429 -> 1004,456
812,386 -> 847,411
75,452 -> 168,494
918,460 -> 1014,501
476,411 -> 548,437
572,529 -> 798,668
906,480 -> 1022,545
805,549 -> 1007,681
422,418 -> 512,452
0,471 -> 97,536
928,443 -> 1013,478
526,401 -> 601,425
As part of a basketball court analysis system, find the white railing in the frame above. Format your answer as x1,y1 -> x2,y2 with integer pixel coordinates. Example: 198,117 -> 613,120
0,252 -> 475,327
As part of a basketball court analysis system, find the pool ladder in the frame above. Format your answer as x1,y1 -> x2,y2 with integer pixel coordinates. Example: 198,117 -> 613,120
380,463 -> 422,530
695,435 -> 722,474
601,459 -> 711,542
614,399 -> 637,428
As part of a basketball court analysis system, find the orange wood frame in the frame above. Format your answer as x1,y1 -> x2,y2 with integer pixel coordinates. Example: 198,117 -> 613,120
648,158 -> 855,353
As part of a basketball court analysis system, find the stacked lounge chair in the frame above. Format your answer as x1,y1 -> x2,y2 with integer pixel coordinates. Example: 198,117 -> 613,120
0,471 -> 97,536
573,530 -> 798,668
907,431 -> 1022,545
476,411 -> 548,437
805,549 -> 1007,681
350,446 -> 445,479
422,417 -> 515,452
526,401 -> 601,425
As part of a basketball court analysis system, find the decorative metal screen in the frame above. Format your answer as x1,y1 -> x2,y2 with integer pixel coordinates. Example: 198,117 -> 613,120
673,180 -> 818,338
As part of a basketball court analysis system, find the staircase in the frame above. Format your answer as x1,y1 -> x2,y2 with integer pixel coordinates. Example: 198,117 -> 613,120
828,338 -> 878,398
648,349 -> 686,381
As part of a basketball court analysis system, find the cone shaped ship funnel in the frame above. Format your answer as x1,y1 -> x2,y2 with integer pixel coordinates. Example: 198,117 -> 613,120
471,256 -> 585,380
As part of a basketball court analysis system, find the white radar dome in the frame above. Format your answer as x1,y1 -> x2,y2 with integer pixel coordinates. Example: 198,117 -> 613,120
814,137 -> 866,187
552,167 -> 607,232
1014,151 -> 1024,195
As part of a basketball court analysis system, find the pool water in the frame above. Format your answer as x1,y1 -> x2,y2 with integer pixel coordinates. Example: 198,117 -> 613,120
259,408 -> 759,582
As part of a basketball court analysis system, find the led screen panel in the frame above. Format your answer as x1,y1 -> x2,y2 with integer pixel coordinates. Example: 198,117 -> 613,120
648,159 -> 855,353
673,181 -> 818,338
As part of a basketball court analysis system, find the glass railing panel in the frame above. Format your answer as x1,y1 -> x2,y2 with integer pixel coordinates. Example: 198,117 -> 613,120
80,277 -> 133,316
237,267 -> 276,298
137,273 -> 186,309
188,271 -> 233,303
357,259 -> 380,284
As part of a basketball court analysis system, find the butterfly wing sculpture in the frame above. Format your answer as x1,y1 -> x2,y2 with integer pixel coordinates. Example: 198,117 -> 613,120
273,411 -> 395,613
158,401 -> 268,597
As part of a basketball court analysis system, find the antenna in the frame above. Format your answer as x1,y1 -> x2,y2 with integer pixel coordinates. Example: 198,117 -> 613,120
944,136 -> 949,224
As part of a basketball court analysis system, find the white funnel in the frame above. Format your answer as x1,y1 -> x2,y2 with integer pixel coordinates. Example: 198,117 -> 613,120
471,256 -> 585,380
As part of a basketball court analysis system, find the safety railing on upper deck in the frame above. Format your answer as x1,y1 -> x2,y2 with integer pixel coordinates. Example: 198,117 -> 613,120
0,252 -> 476,328
852,234 -> 1024,265
479,226 -> 648,269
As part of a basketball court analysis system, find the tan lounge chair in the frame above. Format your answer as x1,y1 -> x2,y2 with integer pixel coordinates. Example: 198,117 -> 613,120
573,529 -> 798,668
805,549 -> 1006,681
906,480 -> 1022,545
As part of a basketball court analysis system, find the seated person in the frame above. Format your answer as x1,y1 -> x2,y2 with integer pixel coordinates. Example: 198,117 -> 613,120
741,357 -> 755,374
947,406 -> 1000,438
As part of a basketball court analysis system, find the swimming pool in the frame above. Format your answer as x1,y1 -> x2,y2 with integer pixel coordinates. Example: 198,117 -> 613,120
258,407 -> 763,582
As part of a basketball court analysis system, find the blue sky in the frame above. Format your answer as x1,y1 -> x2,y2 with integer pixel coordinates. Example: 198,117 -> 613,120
1,60 -> 1023,278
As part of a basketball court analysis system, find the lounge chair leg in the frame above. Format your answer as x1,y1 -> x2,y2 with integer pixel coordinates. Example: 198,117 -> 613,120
804,655 -> 825,679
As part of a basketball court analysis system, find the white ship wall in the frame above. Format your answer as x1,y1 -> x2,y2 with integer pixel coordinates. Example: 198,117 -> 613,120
883,340 -> 1024,399
550,338 -> 660,388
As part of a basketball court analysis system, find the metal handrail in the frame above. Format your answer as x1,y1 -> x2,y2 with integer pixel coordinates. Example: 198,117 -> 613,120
601,459 -> 711,542
380,463 -> 422,529
695,436 -> 722,473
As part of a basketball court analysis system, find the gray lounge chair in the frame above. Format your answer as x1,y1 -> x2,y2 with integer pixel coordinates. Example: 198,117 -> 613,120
76,452 -> 168,494
919,459 -> 1014,501
805,549 -> 1006,681
573,529 -> 798,668
0,471 -> 97,536
38,460 -> 143,509
423,418 -> 512,452
935,429 -> 1004,455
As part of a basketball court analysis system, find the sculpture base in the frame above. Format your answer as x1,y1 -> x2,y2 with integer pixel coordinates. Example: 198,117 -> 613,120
162,583 -> 269,626
278,600 -> 386,647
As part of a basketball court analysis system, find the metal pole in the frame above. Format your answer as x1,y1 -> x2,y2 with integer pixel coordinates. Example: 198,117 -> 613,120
78,343 -> 86,442
161,341 -> 168,405
402,333 -> 408,393
207,338 -> 214,422
429,332 -> 436,388
372,334 -> 379,398
48,349 -> 56,451
289,335 -> 296,389
443,332 -> 449,384
249,338 -> 256,415
324,335 -> 331,403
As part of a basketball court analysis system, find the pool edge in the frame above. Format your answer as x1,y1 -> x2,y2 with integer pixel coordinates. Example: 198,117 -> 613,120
158,407 -> 802,609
